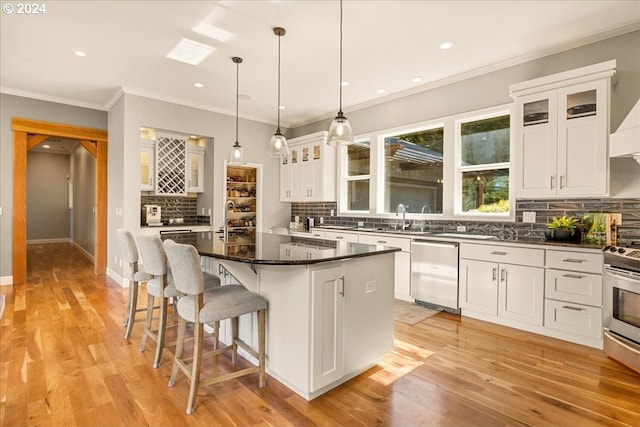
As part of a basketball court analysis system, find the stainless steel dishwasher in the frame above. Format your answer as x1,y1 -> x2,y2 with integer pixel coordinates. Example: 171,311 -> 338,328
411,239 -> 460,313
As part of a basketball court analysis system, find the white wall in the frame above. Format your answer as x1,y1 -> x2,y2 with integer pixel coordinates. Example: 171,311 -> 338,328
71,145 -> 96,255
26,151 -> 71,241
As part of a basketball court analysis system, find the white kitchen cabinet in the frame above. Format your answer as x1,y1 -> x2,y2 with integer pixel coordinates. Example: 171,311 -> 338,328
186,145 -> 205,193
358,233 -> 412,302
459,243 -> 544,326
310,265 -> 345,392
544,249 -> 603,341
511,61 -> 616,198
280,131 -> 336,202
140,139 -> 155,191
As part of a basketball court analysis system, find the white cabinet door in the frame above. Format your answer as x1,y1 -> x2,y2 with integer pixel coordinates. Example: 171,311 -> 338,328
186,146 -> 204,193
280,156 -> 293,201
459,259 -> 498,315
140,140 -> 155,191
498,264 -> 544,326
556,80 -> 609,196
515,91 -> 558,198
310,265 -> 345,392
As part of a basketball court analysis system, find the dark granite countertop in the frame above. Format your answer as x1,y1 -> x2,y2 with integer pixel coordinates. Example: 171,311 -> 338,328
193,232 -> 400,265
304,226 -> 605,251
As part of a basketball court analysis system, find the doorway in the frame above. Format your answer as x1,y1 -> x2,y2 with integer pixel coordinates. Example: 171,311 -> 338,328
12,118 -> 108,284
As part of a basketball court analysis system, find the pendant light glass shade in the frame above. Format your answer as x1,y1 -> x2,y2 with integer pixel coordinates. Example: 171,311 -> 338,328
228,56 -> 246,164
327,0 -> 353,146
268,27 -> 290,157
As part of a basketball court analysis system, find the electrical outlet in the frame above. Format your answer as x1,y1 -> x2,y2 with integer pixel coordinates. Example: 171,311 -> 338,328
202,208 -> 205,215
523,211 -> 536,223
456,225 -> 466,232
365,280 -> 376,293
611,213 -> 622,225
294,215 -> 300,223
358,221 -> 364,227
208,208 -> 212,216
319,217 -> 324,224
331,209 -> 335,216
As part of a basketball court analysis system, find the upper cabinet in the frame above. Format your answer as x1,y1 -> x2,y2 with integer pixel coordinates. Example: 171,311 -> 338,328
140,139 -> 155,191
186,145 -> 205,193
280,131 -> 337,202
510,60 -> 616,198
140,129 -> 206,194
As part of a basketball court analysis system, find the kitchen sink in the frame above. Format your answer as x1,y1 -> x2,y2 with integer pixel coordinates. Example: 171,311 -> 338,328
435,233 -> 497,240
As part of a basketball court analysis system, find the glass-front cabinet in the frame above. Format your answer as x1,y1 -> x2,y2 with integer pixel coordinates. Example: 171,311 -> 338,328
510,60 -> 616,198
279,131 -> 336,202
140,140 -> 155,191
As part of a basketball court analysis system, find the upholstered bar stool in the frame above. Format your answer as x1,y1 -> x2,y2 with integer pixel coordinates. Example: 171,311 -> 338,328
164,239 -> 267,415
117,229 -> 152,339
135,235 -> 221,368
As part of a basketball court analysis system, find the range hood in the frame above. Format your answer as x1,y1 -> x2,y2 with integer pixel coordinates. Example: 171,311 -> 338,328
610,99 -> 640,164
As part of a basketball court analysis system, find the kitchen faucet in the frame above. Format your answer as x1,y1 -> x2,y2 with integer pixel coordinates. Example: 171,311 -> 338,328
223,200 -> 235,242
396,203 -> 410,231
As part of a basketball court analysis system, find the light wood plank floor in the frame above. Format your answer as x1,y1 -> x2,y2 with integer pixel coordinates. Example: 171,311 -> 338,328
1,242 -> 638,426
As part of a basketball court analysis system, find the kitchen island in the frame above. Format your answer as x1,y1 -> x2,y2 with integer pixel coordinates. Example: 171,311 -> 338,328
191,232 -> 399,400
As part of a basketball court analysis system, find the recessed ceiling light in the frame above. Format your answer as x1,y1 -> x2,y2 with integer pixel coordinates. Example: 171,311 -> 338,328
166,38 -> 215,66
341,81 -> 350,87
194,82 -> 204,88
376,89 -> 386,94
42,144 -> 50,148
412,76 -> 423,83
440,41 -> 454,50
73,50 -> 87,57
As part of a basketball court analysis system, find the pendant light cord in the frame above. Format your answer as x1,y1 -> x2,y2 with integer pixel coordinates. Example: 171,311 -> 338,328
277,32 -> 281,132
235,59 -> 239,143
339,0 -> 343,113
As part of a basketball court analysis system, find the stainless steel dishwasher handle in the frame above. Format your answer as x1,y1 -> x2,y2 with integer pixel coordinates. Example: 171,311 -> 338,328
412,240 -> 458,249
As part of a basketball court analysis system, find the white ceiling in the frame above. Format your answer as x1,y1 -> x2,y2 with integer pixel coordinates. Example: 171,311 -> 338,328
2,1 -> 639,129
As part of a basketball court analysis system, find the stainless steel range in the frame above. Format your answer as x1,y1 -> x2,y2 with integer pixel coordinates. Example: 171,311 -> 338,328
602,244 -> 640,374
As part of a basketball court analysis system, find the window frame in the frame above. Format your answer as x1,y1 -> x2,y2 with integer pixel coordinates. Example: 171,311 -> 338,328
336,103 -> 514,222
453,106 -> 515,220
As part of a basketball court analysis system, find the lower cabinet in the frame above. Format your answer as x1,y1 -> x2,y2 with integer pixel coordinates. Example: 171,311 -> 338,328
544,249 -> 603,341
310,265 -> 345,391
459,243 -> 545,327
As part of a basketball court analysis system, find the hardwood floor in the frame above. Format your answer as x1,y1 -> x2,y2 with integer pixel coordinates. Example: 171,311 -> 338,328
1,242 -> 638,426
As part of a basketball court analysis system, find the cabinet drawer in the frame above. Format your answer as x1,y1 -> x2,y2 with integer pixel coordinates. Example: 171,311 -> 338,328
546,250 -> 603,274
544,299 -> 602,339
358,233 -> 411,252
545,269 -> 602,306
460,243 -> 544,267
323,230 -> 359,243
307,229 -> 326,240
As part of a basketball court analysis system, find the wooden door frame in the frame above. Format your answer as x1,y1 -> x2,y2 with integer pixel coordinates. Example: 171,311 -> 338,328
12,118 -> 108,284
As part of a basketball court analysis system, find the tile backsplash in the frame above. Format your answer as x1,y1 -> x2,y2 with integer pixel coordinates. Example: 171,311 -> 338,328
141,195 -> 210,225
291,198 -> 640,245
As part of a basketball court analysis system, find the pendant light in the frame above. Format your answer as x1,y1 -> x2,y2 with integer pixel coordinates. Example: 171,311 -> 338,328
228,56 -> 246,164
327,0 -> 353,146
268,27 -> 290,158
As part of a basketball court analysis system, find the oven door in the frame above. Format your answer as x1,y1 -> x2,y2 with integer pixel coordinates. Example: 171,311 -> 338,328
604,266 -> 640,345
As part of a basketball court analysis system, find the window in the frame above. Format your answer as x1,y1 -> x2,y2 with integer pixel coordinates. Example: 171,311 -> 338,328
337,104 -> 513,220
382,126 -> 443,214
345,140 -> 370,212
458,113 -> 511,214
